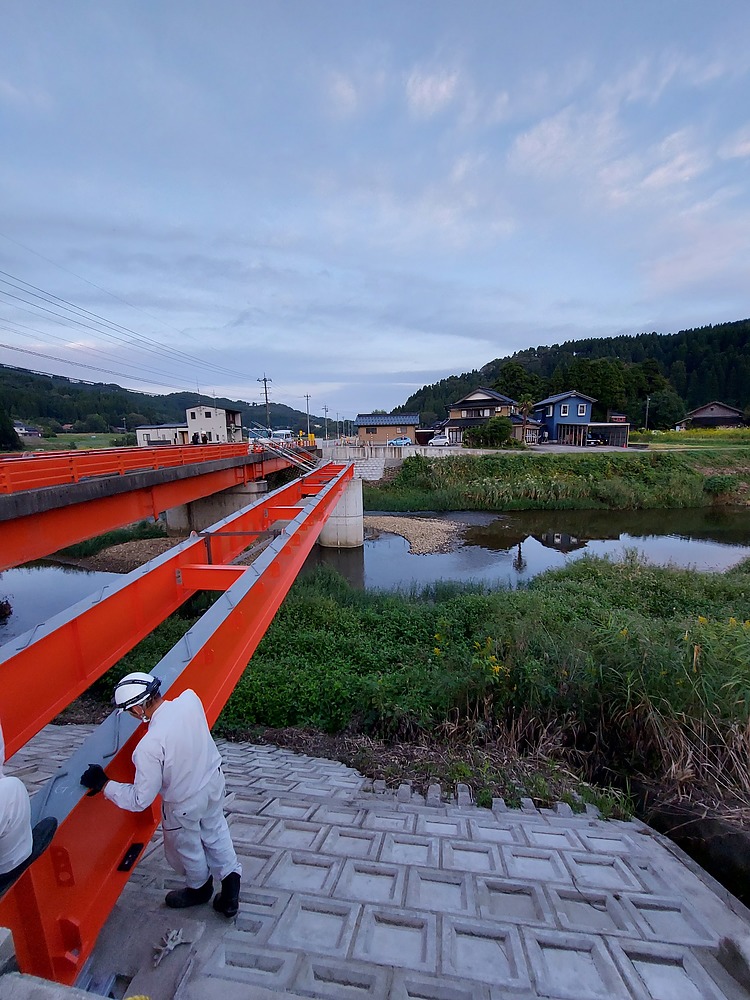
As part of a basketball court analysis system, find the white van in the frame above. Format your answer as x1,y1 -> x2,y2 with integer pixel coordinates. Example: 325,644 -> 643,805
270,429 -> 293,441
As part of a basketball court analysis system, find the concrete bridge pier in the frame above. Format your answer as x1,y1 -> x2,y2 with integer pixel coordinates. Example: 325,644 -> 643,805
318,477 -> 364,548
164,480 -> 268,534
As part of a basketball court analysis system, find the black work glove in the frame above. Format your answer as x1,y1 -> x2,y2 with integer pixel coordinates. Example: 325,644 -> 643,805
80,763 -> 109,796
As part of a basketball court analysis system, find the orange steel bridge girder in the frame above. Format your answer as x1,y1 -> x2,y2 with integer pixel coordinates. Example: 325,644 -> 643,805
0,455 -> 292,572
0,462 -> 354,984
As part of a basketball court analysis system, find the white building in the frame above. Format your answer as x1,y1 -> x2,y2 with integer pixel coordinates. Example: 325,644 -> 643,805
135,423 -> 188,447
136,404 -> 244,447
186,404 -> 243,444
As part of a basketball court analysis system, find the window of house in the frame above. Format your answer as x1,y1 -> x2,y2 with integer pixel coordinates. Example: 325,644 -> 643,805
578,403 -> 586,416
366,426 -> 377,435
461,410 -> 467,418
560,404 -> 569,416
546,406 -> 553,416
482,408 -> 491,417
189,412 -> 196,419
207,431 -> 212,441
205,411 -> 212,418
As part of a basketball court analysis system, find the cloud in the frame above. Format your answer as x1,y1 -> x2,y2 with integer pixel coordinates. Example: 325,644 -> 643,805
405,66 -> 460,118
0,76 -> 51,111
719,125 -> 750,160
325,71 -> 360,118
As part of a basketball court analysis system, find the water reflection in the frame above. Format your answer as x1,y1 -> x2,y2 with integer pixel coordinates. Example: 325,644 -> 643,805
307,508 -> 750,592
0,563 -> 121,642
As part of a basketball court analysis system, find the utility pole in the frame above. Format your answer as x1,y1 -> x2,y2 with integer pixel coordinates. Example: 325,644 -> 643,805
645,395 -> 651,431
304,393 -> 311,436
258,374 -> 272,433
323,404 -> 329,440
335,411 -> 339,441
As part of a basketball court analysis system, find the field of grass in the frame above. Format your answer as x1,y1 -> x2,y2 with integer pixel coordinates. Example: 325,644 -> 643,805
99,555 -> 750,812
631,427 -> 750,448
21,433 -> 125,451
365,450 -> 750,512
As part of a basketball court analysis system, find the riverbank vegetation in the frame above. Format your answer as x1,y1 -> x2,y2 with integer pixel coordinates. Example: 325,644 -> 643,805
365,450 -> 750,512
94,554 -> 750,819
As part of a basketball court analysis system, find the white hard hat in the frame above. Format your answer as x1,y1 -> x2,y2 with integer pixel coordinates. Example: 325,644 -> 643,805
113,672 -> 161,713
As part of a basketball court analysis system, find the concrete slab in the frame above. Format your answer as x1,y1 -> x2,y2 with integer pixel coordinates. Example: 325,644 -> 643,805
4,725 -> 750,1000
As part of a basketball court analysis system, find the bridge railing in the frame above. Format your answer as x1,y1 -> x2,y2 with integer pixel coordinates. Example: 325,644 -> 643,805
0,444 -> 250,494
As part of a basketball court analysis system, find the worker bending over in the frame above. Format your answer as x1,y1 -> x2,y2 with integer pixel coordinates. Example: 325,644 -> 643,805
80,672 -> 242,916
0,720 -> 57,896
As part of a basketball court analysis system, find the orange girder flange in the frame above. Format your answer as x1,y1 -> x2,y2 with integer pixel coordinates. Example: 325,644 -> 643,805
0,466 -> 345,759
0,455 -> 295,572
0,461 -> 353,983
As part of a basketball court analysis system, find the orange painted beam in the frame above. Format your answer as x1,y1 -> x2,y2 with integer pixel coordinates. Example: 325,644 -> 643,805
0,462 -> 353,983
0,471 -> 336,759
176,564 -> 248,590
0,455 -> 293,572
0,444 -> 249,494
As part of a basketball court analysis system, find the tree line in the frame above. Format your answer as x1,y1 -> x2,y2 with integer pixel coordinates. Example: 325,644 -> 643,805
0,365 -> 316,441
396,318 -> 750,429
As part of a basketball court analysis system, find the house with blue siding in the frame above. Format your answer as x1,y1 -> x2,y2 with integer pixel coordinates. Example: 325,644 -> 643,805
533,391 -> 630,447
533,391 -> 595,446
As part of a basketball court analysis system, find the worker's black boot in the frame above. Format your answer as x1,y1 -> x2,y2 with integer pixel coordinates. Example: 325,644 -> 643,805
165,876 -> 213,909
213,872 -> 241,917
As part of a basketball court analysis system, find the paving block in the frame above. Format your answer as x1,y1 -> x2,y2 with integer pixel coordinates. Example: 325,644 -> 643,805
227,813 -> 275,847
398,782 -> 413,802
456,784 -> 472,807
269,893 -> 360,957
261,818 -> 328,852
524,824 -> 583,852
426,783 -> 442,807
313,804 -> 365,827
555,801 -> 575,817
577,827 -> 646,856
292,954 -> 392,999
441,839 -> 501,874
363,810 -> 417,834
234,845 -> 277,883
467,818 -> 525,846
610,938 -> 730,1000
264,850 -> 342,894
476,877 -> 553,926
501,846 -> 572,884
416,815 -> 468,840
520,797 -> 538,814
441,916 -> 530,989
391,969 -> 491,999
406,868 -> 477,916
202,938 -> 299,990
333,858 -> 407,907
563,853 -> 643,891
523,927 -> 630,999
257,797 -> 317,821
491,797 -> 508,813
320,825 -> 383,860
353,907 -> 438,973
236,885 -> 292,917
620,892 -> 718,946
546,885 -> 636,936
0,926 -> 15,971
232,907 -> 277,945
381,832 -> 439,867
624,857 -> 673,895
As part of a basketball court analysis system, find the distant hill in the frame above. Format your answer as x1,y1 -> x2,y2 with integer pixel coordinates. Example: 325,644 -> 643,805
395,319 -> 750,430
0,364 -> 320,434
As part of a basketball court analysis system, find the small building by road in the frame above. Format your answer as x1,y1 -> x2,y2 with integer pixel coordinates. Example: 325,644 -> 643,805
676,401 -> 746,429
355,413 -> 420,445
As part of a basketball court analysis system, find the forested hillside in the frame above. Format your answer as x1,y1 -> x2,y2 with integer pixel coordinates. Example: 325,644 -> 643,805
396,319 -> 750,429
0,365 -> 316,434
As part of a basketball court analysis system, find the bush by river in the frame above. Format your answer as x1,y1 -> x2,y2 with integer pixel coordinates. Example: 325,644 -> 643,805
364,450 -> 750,511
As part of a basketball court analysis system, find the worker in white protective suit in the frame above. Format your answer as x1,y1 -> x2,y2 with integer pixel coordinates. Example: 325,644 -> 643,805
80,672 -> 242,916
0,719 -> 57,896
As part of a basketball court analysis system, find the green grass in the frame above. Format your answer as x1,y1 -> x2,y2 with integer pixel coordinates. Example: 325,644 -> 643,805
365,450 -> 750,512
22,433 -> 125,451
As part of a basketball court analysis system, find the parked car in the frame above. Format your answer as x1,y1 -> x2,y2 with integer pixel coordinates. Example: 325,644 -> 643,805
428,434 -> 450,447
586,436 -> 604,446
387,436 -> 412,446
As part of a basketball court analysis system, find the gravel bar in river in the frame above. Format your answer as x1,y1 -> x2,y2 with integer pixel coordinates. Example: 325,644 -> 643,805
364,515 -> 465,554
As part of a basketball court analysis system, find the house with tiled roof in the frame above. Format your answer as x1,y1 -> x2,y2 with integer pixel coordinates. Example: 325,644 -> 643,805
354,412 -> 420,445
533,390 -> 630,447
443,387 -> 541,445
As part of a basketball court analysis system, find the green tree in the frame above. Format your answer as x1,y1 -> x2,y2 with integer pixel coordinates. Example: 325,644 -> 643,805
464,415 -> 513,448
0,404 -> 22,451
647,390 -> 686,430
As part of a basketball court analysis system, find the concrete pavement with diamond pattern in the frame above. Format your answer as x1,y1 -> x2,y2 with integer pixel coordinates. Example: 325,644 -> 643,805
3,725 -> 750,1000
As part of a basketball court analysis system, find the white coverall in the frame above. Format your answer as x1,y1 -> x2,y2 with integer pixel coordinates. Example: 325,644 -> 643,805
104,689 -> 241,889
0,721 -> 33,875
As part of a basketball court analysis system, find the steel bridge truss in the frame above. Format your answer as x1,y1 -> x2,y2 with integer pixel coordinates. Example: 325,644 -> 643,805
0,461 -> 353,983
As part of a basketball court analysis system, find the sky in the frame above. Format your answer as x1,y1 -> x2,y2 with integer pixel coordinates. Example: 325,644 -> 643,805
1,1 -> 749,422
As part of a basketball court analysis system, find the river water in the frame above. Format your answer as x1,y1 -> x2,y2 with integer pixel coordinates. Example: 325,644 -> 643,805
2,508 -> 750,642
